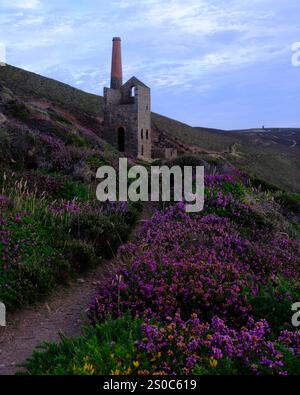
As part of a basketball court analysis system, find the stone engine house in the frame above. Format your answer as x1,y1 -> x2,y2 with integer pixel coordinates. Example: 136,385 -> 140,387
103,37 -> 152,160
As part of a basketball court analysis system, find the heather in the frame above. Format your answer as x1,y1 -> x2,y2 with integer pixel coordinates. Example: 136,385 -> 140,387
90,205 -> 299,328
1,64 -> 300,376
1,175 -> 138,309
0,83 -> 145,310
0,187 -> 139,308
22,172 -> 300,375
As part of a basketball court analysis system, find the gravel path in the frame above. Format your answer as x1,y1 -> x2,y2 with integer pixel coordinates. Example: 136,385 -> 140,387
0,203 -> 156,375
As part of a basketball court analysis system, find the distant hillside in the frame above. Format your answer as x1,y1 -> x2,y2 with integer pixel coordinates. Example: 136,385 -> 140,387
0,64 -> 103,116
171,125 -> 300,192
1,64 -> 299,192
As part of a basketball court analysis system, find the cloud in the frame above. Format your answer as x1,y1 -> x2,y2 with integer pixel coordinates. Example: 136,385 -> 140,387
15,15 -> 45,26
0,41 -> 6,65
0,0 -> 299,128
109,0 -> 272,37
1,0 -> 41,9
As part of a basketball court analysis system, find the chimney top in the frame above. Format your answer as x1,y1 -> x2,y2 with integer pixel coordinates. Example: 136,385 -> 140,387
110,37 -> 123,89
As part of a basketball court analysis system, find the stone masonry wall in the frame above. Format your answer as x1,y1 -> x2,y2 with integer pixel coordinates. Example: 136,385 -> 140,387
137,85 -> 151,160
103,78 -> 152,160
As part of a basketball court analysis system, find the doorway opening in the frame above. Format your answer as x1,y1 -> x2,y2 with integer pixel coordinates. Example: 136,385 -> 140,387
118,127 -> 125,152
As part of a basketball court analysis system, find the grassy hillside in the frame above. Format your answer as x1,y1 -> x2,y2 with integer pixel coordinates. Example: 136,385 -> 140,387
0,64 -> 103,116
1,64 -> 300,376
1,64 -> 299,192
0,66 -> 141,309
22,171 -> 300,375
172,126 -> 300,192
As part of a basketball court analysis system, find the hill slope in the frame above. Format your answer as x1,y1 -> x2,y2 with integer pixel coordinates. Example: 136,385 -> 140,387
1,65 -> 300,377
1,64 -> 299,192
0,64 -> 142,311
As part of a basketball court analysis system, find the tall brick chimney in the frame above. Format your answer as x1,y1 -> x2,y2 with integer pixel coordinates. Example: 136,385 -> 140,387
110,37 -> 123,89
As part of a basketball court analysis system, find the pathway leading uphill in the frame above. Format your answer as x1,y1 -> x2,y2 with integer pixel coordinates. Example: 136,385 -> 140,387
0,203 -> 156,375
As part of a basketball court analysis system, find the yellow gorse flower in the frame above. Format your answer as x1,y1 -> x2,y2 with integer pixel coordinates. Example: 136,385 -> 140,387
83,363 -> 95,375
133,361 -> 140,368
209,357 -> 218,369
111,369 -> 121,375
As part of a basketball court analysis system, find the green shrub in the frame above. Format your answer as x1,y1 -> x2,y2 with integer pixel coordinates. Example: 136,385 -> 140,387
63,239 -> 98,272
249,174 -> 282,193
166,154 -> 203,169
65,131 -> 88,148
193,357 -> 238,375
275,345 -> 300,375
68,212 -> 129,258
291,222 -> 300,234
59,179 -> 90,201
85,155 -> 107,169
0,128 -> 10,160
20,315 -> 143,375
243,277 -> 300,335
52,113 -> 73,125
8,102 -> 30,121
293,194 -> 300,202
275,192 -> 300,214
222,180 -> 245,199
0,213 -> 70,308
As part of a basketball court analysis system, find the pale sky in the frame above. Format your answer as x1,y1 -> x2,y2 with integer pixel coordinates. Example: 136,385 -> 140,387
0,0 -> 300,129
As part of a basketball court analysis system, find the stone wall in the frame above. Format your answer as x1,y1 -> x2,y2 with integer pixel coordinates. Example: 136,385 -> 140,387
103,77 -> 152,160
151,147 -> 178,160
164,147 -> 178,160
136,85 -> 151,160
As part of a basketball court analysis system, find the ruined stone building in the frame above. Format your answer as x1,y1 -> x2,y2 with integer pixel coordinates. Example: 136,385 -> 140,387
102,37 -> 177,161
103,37 -> 152,160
